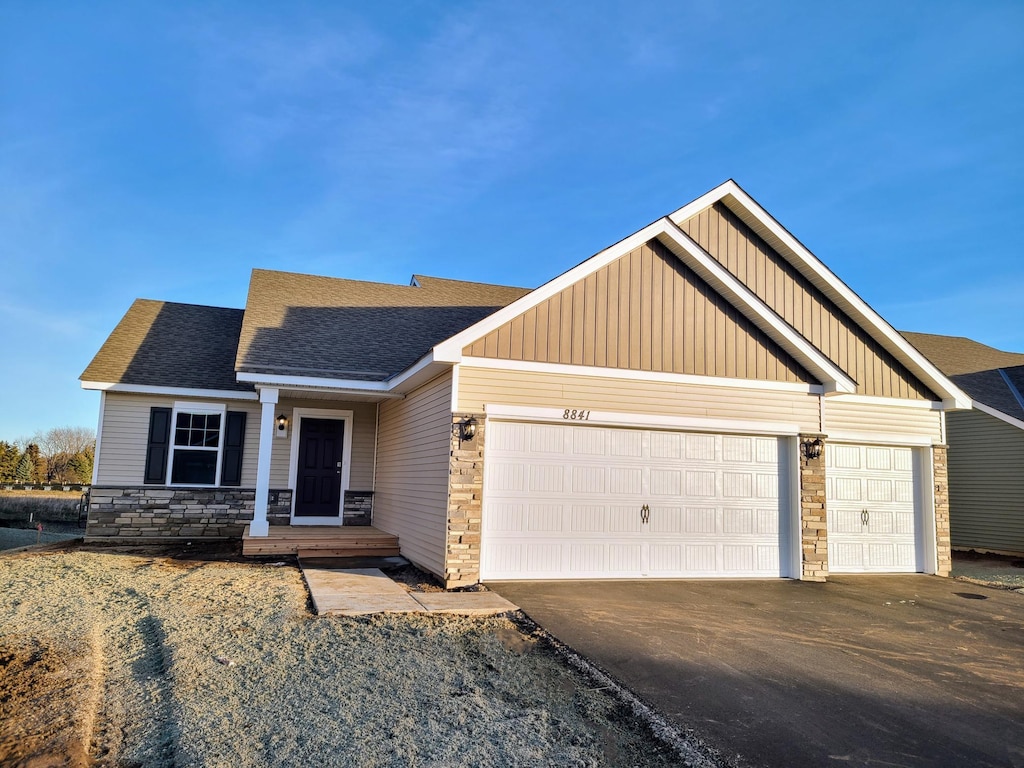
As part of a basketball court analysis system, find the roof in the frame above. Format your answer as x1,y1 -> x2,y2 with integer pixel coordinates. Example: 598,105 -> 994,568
235,269 -> 532,381
81,299 -> 253,392
902,331 -> 1024,421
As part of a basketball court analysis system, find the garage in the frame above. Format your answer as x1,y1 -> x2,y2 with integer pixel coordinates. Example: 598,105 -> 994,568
825,443 -> 922,572
480,420 -> 794,580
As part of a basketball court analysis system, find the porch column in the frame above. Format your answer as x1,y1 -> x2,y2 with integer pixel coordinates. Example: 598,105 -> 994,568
250,387 -> 279,537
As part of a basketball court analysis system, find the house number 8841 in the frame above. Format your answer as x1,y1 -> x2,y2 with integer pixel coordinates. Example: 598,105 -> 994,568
562,409 -> 591,421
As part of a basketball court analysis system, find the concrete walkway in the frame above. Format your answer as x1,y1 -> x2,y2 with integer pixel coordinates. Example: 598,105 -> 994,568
301,566 -> 517,616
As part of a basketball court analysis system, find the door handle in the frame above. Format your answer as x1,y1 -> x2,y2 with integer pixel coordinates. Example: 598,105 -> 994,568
640,504 -> 651,524
861,509 -> 869,526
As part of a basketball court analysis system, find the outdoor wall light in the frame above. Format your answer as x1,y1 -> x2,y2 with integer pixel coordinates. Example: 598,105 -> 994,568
276,414 -> 288,438
453,417 -> 478,443
802,437 -> 824,460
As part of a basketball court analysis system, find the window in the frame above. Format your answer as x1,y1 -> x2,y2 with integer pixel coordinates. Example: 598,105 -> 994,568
168,403 -> 225,485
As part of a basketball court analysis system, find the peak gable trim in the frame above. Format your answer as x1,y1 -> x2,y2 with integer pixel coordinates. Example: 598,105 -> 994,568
435,217 -> 857,394
668,181 -> 969,408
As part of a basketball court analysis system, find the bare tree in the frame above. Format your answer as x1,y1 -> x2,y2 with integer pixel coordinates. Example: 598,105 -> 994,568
33,427 -> 96,483
33,427 -> 96,457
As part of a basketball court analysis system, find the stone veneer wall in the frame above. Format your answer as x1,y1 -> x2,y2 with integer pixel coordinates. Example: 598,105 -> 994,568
343,490 -> 374,526
87,487 -> 291,539
799,435 -> 828,582
444,414 -> 485,588
932,445 -> 951,577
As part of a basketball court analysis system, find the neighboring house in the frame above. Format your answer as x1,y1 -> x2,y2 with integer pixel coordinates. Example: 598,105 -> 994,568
81,180 -> 970,587
902,332 -> 1024,556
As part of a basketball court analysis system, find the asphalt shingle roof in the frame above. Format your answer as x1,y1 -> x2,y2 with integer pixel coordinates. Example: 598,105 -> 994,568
235,270 -> 532,381
902,331 -> 1024,421
80,299 -> 253,392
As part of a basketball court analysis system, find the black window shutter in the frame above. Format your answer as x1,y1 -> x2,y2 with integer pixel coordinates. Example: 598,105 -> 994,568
144,407 -> 172,484
220,411 -> 247,487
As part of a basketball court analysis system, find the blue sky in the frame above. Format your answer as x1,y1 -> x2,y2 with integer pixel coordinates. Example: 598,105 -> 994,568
1,1 -> 1022,441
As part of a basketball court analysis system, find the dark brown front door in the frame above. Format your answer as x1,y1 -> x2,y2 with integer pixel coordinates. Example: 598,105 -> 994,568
294,418 -> 344,518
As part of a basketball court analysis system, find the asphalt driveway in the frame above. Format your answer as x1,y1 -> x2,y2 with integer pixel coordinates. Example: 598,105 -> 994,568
490,576 -> 1024,768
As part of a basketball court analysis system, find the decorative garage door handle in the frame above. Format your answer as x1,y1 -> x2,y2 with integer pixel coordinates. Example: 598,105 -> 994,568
640,504 -> 651,524
861,509 -> 870,525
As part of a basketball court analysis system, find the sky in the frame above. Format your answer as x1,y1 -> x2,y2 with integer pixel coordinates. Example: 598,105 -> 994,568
1,1 -> 1022,442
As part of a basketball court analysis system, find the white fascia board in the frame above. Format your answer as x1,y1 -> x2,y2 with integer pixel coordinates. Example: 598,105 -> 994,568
484,403 -> 801,436
973,401 -> 1024,431
80,381 -> 258,400
685,182 -> 970,409
657,219 -> 857,393
462,356 -> 824,394
237,371 -> 391,391
432,219 -> 670,362
826,393 -> 950,410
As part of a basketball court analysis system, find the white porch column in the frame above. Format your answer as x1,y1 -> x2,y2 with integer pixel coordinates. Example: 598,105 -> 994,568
250,387 -> 279,537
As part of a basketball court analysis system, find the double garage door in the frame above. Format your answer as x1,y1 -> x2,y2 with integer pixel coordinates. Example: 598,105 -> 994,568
480,420 -> 791,579
480,420 -> 924,580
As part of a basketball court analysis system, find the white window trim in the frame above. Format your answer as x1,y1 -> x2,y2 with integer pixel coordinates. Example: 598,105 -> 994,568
287,408 -> 354,526
166,401 -> 227,487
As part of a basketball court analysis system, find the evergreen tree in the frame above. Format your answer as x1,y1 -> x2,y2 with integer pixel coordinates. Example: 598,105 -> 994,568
0,441 -> 18,481
15,450 -> 33,482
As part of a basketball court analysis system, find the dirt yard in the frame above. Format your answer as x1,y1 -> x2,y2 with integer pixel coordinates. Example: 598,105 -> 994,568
0,545 -> 718,767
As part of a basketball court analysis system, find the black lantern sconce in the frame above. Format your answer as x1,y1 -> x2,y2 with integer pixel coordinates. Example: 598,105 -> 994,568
276,414 -> 289,439
801,437 -> 824,460
452,417 -> 478,443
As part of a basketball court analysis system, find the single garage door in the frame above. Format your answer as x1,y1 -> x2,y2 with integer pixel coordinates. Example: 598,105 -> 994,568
826,443 -> 920,573
481,420 -> 789,579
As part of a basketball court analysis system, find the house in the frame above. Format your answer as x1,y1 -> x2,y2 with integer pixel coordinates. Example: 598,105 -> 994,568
901,332 -> 1024,556
81,180 -> 970,587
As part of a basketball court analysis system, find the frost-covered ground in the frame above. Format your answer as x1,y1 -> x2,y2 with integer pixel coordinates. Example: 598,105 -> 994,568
0,547 -> 718,767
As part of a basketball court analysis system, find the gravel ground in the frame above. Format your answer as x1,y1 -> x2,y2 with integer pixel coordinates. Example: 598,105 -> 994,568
0,545 -> 717,768
951,551 -> 1024,589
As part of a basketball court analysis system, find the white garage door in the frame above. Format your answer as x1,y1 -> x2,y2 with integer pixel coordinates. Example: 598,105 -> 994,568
481,421 -> 788,579
826,444 -> 920,573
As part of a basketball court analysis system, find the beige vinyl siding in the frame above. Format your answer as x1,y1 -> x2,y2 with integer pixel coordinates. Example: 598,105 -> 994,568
463,241 -> 813,384
269,400 -> 377,490
95,393 -> 261,486
373,371 -> 453,577
457,366 -> 819,429
679,203 -> 937,400
823,399 -> 942,442
946,410 -> 1024,555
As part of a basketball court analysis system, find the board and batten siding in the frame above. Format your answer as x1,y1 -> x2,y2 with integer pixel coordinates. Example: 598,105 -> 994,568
823,399 -> 943,443
269,399 -> 377,490
95,393 -> 262,486
679,203 -> 938,400
373,371 -> 454,577
463,241 -> 813,384
946,409 -> 1024,555
457,366 -> 819,430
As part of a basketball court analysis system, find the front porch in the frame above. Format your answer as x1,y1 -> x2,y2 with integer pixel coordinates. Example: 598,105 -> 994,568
241,524 -> 400,558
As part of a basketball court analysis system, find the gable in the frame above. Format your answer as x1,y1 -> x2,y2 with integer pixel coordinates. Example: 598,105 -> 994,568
462,240 -> 814,384
679,202 -> 939,400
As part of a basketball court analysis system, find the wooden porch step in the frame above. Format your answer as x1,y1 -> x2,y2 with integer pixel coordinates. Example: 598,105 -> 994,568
241,525 -> 400,557
296,547 -> 401,559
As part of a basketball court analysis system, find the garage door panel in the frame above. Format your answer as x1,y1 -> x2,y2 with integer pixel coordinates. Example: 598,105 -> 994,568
650,468 -> 682,496
723,472 -> 753,498
686,470 -> 717,497
570,505 -> 604,532
482,422 -> 787,580
609,506 -> 641,533
609,467 -> 642,495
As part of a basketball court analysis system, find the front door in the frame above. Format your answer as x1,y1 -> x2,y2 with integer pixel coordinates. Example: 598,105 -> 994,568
294,418 -> 344,520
